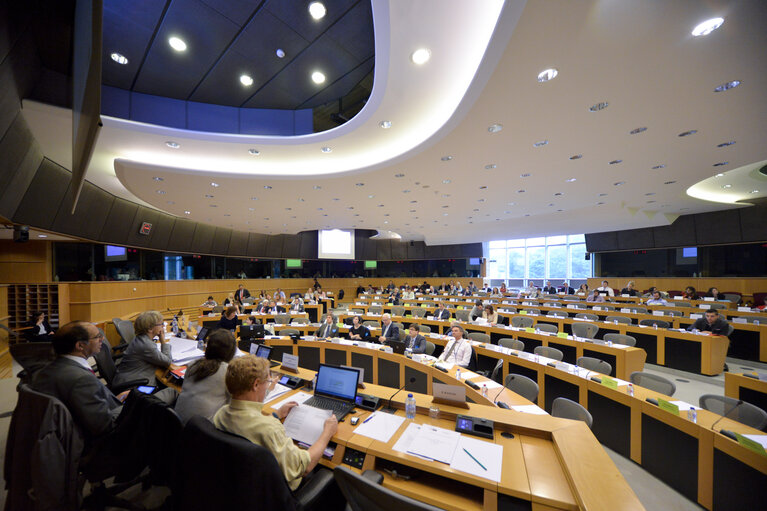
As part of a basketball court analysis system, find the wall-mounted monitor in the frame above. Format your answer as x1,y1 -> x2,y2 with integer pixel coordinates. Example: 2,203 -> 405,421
318,229 -> 355,260
364,260 -> 377,269
676,247 -> 697,265
469,257 -> 481,265
105,245 -> 127,262
285,258 -> 302,268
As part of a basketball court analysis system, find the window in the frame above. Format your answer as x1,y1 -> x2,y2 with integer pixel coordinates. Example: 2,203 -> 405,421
507,248 -> 525,278
547,245 -> 567,279
569,243 -> 590,278
527,247 -> 545,279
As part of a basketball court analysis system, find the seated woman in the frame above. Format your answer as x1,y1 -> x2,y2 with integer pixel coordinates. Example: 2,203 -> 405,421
222,293 -> 241,314
499,283 -> 507,294
304,288 -> 315,301
114,310 -> 172,387
482,304 -> 498,325
217,306 -> 239,331
586,290 -> 605,303
682,286 -> 699,300
201,296 -> 217,307
577,284 -> 589,296
620,281 -> 638,296
29,311 -> 55,342
347,315 -> 370,341
174,329 -> 236,424
707,287 -> 722,300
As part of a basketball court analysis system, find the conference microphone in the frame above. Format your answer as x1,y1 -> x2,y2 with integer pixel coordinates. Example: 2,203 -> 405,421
710,399 -> 743,433
493,375 -> 509,405
382,377 -> 416,414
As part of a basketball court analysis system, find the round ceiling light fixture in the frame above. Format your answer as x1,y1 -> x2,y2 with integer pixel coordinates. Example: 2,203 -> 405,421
488,124 -> 503,133
714,80 -> 740,92
411,48 -> 431,65
165,141 -> 180,149
589,101 -> 608,112
379,120 -> 392,129
629,127 -> 647,135
110,52 -> 128,65
533,140 -> 548,147
308,2 -> 326,20
537,68 -> 558,82
321,146 -> 332,153
692,17 -> 724,37
717,141 -> 736,148
240,74 -> 253,86
311,71 -> 326,84
168,37 -> 187,52
248,148 -> 260,155
275,48 -> 285,58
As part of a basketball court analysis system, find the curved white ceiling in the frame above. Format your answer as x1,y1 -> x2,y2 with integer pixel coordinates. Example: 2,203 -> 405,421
687,159 -> 766,204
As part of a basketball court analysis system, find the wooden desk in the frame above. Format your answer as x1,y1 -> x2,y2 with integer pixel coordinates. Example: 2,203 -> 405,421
724,372 -> 767,412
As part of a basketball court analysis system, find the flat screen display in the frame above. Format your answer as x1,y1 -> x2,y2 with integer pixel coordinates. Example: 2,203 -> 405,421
469,257 -> 481,265
318,229 -> 355,260
104,245 -> 127,262
364,260 -> 377,269
676,247 -> 698,265
286,258 -> 302,268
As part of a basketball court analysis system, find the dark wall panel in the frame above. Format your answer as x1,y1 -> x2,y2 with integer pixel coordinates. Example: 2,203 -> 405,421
191,224 -> 216,254
0,30 -> 40,137
361,237 -> 376,260
166,218 -> 196,253
376,240 -> 391,260
212,227 -> 233,253
462,243 -> 482,257
442,244 -> 462,258
407,241 -> 425,260
695,209 -> 741,245
144,212 -> 177,251
0,114 -> 44,219
125,206 -> 162,248
51,180 -> 113,240
99,197 -> 139,246
13,159 -> 70,229
265,234 -> 284,258
616,228 -> 655,250
228,230 -> 249,256
738,206 -> 767,242
424,244 -> 443,259
585,231 -> 619,252
248,233 -> 268,256
282,234 -> 300,258
299,231 -> 318,259
652,215 -> 697,248
390,240 -> 407,260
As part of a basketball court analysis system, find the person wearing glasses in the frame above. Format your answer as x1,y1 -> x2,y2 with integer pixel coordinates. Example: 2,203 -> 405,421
113,310 -> 173,388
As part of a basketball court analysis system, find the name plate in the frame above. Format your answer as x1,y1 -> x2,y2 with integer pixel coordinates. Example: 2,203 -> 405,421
281,353 -> 299,372
556,332 -> 569,338
621,294 -> 630,297
699,304 -> 711,310
593,306 -> 602,311
653,310 -> 665,316
733,318 -> 747,324
690,313 -> 703,319
555,362 -> 570,371
432,383 -> 468,408
738,307 -> 751,312
620,308 -> 632,313
524,327 -> 535,333
734,433 -> 767,457
658,398 -> 680,416
601,377 -> 618,390
673,296 -> 684,300
703,297 -> 715,302
567,304 -> 577,309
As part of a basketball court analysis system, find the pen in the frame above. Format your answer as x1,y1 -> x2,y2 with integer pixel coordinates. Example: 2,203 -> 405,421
362,413 -> 376,424
463,448 -> 487,471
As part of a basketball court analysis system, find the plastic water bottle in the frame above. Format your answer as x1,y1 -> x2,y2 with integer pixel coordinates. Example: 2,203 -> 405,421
171,316 -> 179,336
455,367 -> 462,380
627,383 -> 634,397
482,384 -> 488,398
688,407 -> 697,423
405,393 -> 416,419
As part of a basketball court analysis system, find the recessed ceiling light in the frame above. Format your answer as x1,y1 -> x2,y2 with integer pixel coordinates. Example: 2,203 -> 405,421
378,204 -> 384,207
168,37 -> 187,52
645,192 -> 655,196
596,202 -> 605,205
379,120 -> 392,129
209,204 -> 217,208
556,209 -> 563,212
409,200 -> 417,204
479,186 -> 487,190
441,156 -> 453,161
712,162 -> 729,167
678,129 -> 698,137
441,194 -> 450,198
263,185 -> 272,190
313,185 -> 322,190
722,184 -> 732,189
37,234 -> 48,238
332,198 -> 340,201
599,193 -> 608,196
717,141 -> 736,148
411,48 -> 431,65
402,189 -> 410,193
442,179 -> 451,184
248,207 -> 254,211
537,68 -> 558,82
240,74 -> 253,86
311,71 -> 326,84
484,164 -> 496,170
223,214 -> 231,217
488,124 -> 503,133
477,198 -> 486,202
443,213 -> 448,216
248,148 -> 260,156
569,154 -> 582,160
204,194 -> 214,198
614,181 -> 625,186
184,210 -> 191,215
715,173 -> 725,177
629,127 -> 647,135
395,173 -> 405,178
355,183 -> 364,187
589,101 -> 608,112
548,203 -> 554,207
321,146 -> 332,153
165,141 -> 180,149
275,48 -> 285,58
367,194 -> 374,198
692,17 -> 724,37
646,201 -> 656,204
250,196 -> 258,200
210,182 -> 219,187
110,52 -> 128,65
152,176 -> 164,181
517,189 -> 525,193
520,173 -> 531,178
507,202 -> 515,206
565,178 -> 576,182
553,192 -> 563,196
166,201 -> 175,205
473,208 -> 480,212
750,190 -> 760,194
714,80 -> 740,92
608,159 -> 622,165
664,181 -> 676,185
651,164 -> 666,170
308,2 -> 326,19
533,140 -> 548,147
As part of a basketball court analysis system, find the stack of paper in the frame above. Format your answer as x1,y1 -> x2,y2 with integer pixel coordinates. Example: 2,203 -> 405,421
283,405 -> 332,445
450,436 -> 503,482
511,404 -> 548,415
406,425 -> 460,464
270,391 -> 313,410
264,383 -> 293,404
352,412 -> 405,442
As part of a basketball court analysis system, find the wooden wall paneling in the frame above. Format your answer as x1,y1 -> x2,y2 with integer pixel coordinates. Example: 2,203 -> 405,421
0,240 -> 51,282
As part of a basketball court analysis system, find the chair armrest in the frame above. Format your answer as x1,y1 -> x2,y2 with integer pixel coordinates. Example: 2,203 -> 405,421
295,467 -> 335,509
360,470 -> 383,485
109,379 -> 149,395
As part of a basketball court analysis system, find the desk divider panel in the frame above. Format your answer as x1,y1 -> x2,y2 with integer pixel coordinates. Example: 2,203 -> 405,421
726,329 -> 759,361
738,386 -> 767,413
350,353 -> 374,383
324,348 -> 348,368
270,344 -> 293,363
548,341 -> 577,364
544,374 -> 579,414
582,349 -> 617,377
377,358 -> 400,388
507,360 -> 540,383
713,448 -> 767,511
587,390 -> 631,457
664,337 -> 702,373
517,334 -> 542,353
298,346 -> 320,371
404,365 -> 428,395
497,493 -> 533,511
632,332 -> 658,364
641,414 -> 698,502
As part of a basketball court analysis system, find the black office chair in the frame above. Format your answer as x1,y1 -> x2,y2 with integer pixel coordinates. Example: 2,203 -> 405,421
334,466 -> 443,511
639,318 -> 670,329
504,373 -> 539,403
92,338 -> 148,394
699,395 -> 767,431
173,416 -> 337,510
424,341 -> 436,356
9,342 -> 55,386
466,346 -> 479,372
113,318 -> 136,348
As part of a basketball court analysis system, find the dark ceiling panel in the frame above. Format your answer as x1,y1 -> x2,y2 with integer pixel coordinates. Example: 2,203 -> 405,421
167,218 -> 196,252
299,231 -> 318,259
695,209 -> 742,246
52,181 -> 113,240
299,57 -> 372,109
739,205 -> 767,242
99,197 -> 139,245
616,228 -> 654,250
585,231 -> 619,253
200,0 -> 262,26
375,239 -> 391,260
228,230 -> 249,255
282,234 -> 300,258
144,212 -> 177,251
265,233 -> 284,258
652,215 -> 697,248
390,241 -> 406,260
14,159 -> 70,230
190,49 -> 267,106
212,226 -> 233,250
424,244 -> 443,259
192,223 -> 216,254
101,0 -> 165,90
265,0 -> 356,43
324,0 -> 373,62
407,241 -> 425,260
133,0 -> 239,99
247,232 -> 268,256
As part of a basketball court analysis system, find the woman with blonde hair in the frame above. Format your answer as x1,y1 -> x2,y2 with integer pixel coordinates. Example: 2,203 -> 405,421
113,310 -> 172,387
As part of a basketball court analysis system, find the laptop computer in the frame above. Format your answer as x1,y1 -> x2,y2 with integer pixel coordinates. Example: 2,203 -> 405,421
195,327 -> 209,342
240,323 -> 265,341
304,364 -> 360,419
253,344 -> 280,368
385,340 -> 407,355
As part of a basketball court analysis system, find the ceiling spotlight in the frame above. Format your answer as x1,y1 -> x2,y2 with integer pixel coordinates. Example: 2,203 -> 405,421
355,183 -> 364,187
533,140 -> 548,147
441,156 -> 453,161
248,148 -> 260,155
379,120 -> 392,129
204,194 -> 214,198
678,129 -> 698,137
717,141 -> 736,147
152,176 -> 164,181
479,186 -> 487,190
712,162 -> 729,167
566,177 -> 576,182
750,190 -> 760,194
276,48 -> 285,58
240,74 -> 253,86
614,181 -> 625,186
110,52 -> 128,65
517,189 -> 525,193
484,164 -> 496,170
714,80 -> 740,92
569,154 -> 582,160
589,101 -> 608,112
598,193 -> 608,196
645,192 -> 655,196
537,68 -> 558,82
210,182 -> 219,187
313,185 -> 322,190
166,201 -> 175,205
664,181 -> 676,185
629,127 -> 647,135
308,2 -> 326,19
184,210 -> 191,215
411,48 -> 431,65
715,173 -> 725,177
165,141 -> 180,149
488,124 -> 503,133
156,190 -> 166,194
652,164 -> 666,170
395,173 -> 405,178
168,37 -> 187,52
263,185 -> 272,190
311,71 -> 326,84
722,184 -> 732,189
553,192 -> 563,196
609,159 -> 622,165
692,17 -> 724,37
250,196 -> 258,200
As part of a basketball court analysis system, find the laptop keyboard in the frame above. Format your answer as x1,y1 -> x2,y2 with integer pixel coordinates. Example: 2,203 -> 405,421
304,395 -> 352,418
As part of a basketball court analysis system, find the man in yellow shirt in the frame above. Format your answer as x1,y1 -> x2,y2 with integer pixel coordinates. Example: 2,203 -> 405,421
213,355 -> 338,490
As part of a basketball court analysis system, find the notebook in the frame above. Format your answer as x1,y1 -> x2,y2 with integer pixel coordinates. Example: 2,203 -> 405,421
304,364 -> 360,419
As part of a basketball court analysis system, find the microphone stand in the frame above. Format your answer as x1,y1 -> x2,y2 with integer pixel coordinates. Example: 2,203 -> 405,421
382,377 -> 416,414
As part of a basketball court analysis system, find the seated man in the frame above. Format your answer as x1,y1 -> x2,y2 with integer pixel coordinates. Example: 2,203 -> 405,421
645,290 -> 668,306
434,301 -> 451,321
378,313 -> 399,344
687,309 -> 730,335
214,355 -> 337,491
620,281 -> 639,297
437,325 -> 472,368
596,280 -> 615,297
315,313 -> 339,338
403,324 -> 426,354
469,300 -> 484,321
31,321 -> 124,439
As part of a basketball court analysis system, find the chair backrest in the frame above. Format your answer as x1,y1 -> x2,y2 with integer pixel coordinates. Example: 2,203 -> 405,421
92,339 -> 118,385
174,416 -> 299,510
411,308 -> 426,318
535,323 -> 558,334
605,315 -> 631,325
504,374 -> 539,403
639,318 -> 670,329
424,341 -> 436,356
630,307 -> 648,314
698,395 -> 767,431
503,307 -> 517,314
552,397 -> 593,428
599,305 -> 615,311
575,313 -> 598,321
724,323 -> 735,337
391,306 -> 405,317
363,320 -> 380,329
455,310 -> 471,322
571,322 -> 598,339
490,359 -> 504,383
511,316 -> 534,328
114,319 -> 136,344
526,308 -> 541,315
603,333 -> 636,347
708,303 -> 726,310
674,301 -> 692,307
499,338 -> 525,351
548,311 -> 568,318
722,293 -> 741,304
576,356 -> 612,375
418,325 -> 431,334
368,305 -> 383,314
534,345 -> 563,361
212,305 -> 224,314
291,317 -> 309,325
9,342 -> 55,377
274,314 -> 290,324
752,292 -> 767,308
336,303 -> 349,310
665,310 -> 682,317
280,328 -> 300,337
629,372 -> 676,396
334,466 -> 443,511
467,332 -> 490,344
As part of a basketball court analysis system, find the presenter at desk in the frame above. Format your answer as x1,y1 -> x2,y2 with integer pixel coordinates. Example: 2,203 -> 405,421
434,302 -> 451,321
645,290 -> 669,306
378,313 -> 399,344
438,326 -> 472,368
316,313 -> 339,338
597,280 -> 615,297
404,325 -> 426,354
234,284 -> 250,305
348,315 -> 370,341
288,296 -> 304,313
687,309 -> 730,335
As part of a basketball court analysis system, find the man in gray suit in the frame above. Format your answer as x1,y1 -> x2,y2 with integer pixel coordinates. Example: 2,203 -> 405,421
404,324 -> 427,354
31,321 -> 124,438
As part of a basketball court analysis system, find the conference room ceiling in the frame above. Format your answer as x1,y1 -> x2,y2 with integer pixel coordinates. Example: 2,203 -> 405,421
23,0 -> 767,246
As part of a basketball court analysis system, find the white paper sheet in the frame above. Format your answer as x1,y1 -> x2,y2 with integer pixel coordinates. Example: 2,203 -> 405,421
742,434 -> 767,450
264,383 -> 293,404
283,405 -> 332,445
269,391 -> 313,411
406,425 -> 460,464
670,400 -> 695,412
392,423 -> 431,459
512,404 -> 548,415
352,412 -> 406,443
449,436 -> 503,482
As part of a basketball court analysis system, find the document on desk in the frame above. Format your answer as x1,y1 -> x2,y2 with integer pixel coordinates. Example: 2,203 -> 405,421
172,349 -> 205,365
392,423 -> 430,460
264,383 -> 293,404
269,391 -> 313,411
406,425 -> 460,464
742,434 -> 767,450
450,436 -> 503,482
353,412 -> 405,443
512,404 -> 548,415
283,405 -> 332,445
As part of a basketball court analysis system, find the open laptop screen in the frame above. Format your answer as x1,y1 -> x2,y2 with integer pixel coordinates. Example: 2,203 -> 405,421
314,364 -> 359,401
195,327 -> 208,341
255,344 -> 272,360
